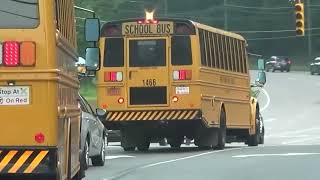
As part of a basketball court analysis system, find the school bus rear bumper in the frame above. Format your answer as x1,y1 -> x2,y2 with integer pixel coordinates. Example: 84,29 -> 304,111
105,109 -> 201,122
0,147 -> 57,177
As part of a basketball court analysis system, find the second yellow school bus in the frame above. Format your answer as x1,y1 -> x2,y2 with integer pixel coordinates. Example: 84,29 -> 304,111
95,14 -> 265,151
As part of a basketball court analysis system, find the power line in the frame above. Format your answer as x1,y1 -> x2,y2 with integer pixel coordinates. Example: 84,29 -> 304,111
226,4 -> 320,10
234,27 -> 320,34
228,8 -> 292,15
247,33 -> 320,41
225,4 -> 293,10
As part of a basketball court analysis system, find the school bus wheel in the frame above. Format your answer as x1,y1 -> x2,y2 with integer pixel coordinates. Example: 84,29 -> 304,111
168,136 -> 184,148
215,108 -> 227,150
137,138 -> 151,152
124,147 -> 136,151
247,106 -> 261,146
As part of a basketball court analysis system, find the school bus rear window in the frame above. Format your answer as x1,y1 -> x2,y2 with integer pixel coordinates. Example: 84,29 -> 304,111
0,0 -> 39,28
129,40 -> 166,67
172,36 -> 192,65
104,38 -> 124,67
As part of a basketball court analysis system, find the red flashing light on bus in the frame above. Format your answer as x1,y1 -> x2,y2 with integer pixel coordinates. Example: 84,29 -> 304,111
3,42 -> 20,66
1,41 -> 36,67
173,70 -> 192,80
104,71 -> 123,82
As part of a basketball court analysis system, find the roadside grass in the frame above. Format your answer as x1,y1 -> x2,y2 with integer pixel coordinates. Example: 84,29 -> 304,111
80,88 -> 97,100
80,79 -> 97,101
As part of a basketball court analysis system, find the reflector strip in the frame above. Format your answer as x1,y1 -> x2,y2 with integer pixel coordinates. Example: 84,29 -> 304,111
131,112 -> 141,120
160,111 -> 170,120
24,150 -> 48,173
154,111 -> 164,120
105,110 -> 200,121
172,111 -> 182,120
0,151 -> 18,172
143,111 -> 152,120
8,151 -> 33,173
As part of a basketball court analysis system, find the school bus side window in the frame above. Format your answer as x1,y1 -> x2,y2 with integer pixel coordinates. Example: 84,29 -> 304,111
104,38 -> 124,67
213,33 -> 220,69
171,36 -> 192,65
199,29 -> 206,66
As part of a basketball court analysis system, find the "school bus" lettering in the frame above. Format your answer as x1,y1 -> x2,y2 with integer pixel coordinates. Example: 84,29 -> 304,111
123,22 -> 173,35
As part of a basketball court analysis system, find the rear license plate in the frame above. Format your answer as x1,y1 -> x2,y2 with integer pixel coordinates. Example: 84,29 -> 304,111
0,86 -> 30,106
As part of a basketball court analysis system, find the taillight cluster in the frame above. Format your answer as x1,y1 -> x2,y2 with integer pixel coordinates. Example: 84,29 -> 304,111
173,70 -> 192,80
0,41 -> 36,67
104,71 -> 123,82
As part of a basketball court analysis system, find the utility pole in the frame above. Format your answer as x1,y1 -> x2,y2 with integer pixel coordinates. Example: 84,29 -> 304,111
307,0 -> 312,57
164,0 -> 168,17
224,0 -> 228,30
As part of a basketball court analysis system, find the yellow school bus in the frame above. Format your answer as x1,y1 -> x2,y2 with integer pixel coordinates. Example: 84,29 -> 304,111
86,12 -> 266,151
0,0 -> 82,179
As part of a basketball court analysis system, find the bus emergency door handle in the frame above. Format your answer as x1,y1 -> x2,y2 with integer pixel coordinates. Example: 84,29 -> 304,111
129,70 -> 138,80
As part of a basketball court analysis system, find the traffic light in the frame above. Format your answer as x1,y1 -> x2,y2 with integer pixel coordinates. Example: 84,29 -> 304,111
295,3 -> 305,36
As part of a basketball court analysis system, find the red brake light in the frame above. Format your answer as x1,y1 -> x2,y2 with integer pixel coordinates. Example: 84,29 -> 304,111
3,41 -> 20,66
104,72 -> 123,82
173,70 -> 192,80
179,70 -> 187,80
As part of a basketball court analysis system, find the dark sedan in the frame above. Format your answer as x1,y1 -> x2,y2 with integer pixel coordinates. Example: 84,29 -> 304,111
78,94 -> 107,171
310,57 -> 320,75
265,56 -> 292,72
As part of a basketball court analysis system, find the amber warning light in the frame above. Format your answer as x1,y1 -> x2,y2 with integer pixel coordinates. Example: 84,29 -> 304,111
138,10 -> 158,24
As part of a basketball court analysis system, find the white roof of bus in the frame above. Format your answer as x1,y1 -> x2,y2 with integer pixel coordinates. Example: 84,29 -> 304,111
193,21 -> 246,41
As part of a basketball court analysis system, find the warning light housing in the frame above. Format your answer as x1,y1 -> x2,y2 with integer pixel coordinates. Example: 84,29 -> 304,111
295,3 -> 305,36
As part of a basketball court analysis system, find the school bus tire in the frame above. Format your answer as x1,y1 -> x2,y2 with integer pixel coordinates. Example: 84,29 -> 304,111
215,108 -> 226,150
124,147 -> 136,151
92,136 -> 106,166
247,107 -> 261,146
137,139 -> 151,152
168,136 -> 184,149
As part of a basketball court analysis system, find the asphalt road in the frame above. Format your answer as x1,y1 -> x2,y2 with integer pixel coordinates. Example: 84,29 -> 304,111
84,71 -> 320,180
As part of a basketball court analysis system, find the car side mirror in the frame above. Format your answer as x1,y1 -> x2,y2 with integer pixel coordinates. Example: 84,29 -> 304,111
85,47 -> 100,72
257,59 -> 265,70
96,108 -> 107,120
255,71 -> 266,87
85,18 -> 100,42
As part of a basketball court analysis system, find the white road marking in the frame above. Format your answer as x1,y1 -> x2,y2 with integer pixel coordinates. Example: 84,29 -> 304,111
282,136 -> 320,145
233,153 -> 320,158
279,134 -> 309,138
105,155 -> 135,160
288,77 -> 296,81
266,127 -> 320,138
141,148 -> 242,169
264,118 -> 276,122
260,88 -> 270,112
